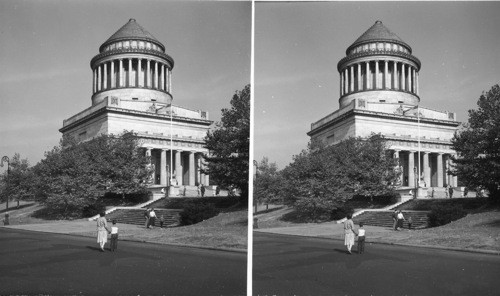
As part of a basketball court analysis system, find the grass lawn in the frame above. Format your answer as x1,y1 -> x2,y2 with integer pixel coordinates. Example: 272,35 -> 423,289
1,201 -> 248,250
255,203 -> 500,252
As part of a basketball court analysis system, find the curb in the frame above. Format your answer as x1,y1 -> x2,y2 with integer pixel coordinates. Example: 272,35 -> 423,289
1,226 -> 247,254
254,230 -> 500,256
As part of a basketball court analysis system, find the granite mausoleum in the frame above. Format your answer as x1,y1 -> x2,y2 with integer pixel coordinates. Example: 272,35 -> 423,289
308,21 -> 461,198
60,19 -> 212,197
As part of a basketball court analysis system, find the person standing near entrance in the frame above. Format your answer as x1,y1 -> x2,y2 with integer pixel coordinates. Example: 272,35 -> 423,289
448,185 -> 454,199
148,208 -> 157,229
200,184 -> 205,197
144,208 -> 150,228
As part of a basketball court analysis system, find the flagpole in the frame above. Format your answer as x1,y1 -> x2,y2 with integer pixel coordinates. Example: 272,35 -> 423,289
417,105 -> 421,188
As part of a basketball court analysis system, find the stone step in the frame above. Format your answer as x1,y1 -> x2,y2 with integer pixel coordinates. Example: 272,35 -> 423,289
107,209 -> 182,227
352,210 -> 429,229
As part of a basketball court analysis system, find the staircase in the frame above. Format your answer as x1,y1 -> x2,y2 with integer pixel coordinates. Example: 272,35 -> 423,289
352,210 -> 429,229
106,208 -> 182,227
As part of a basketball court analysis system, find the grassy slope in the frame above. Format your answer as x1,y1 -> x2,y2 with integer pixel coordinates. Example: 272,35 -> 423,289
1,201 -> 248,250
255,203 -> 500,251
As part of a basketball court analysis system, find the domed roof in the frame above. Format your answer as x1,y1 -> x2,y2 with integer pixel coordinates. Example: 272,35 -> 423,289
99,19 -> 165,52
347,20 -> 411,54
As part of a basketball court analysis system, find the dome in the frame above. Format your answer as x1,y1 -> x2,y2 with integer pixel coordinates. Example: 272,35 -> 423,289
99,19 -> 165,53
346,20 -> 412,54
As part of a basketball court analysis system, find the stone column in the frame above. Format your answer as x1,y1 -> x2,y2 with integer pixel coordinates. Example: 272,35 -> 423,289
97,65 -> 102,91
357,63 -> 362,91
175,150 -> 182,185
350,65 -> 354,92
365,61 -> 370,90
93,68 -> 96,93
393,61 -> 398,90
189,152 -> 195,186
155,61 -> 159,89
451,155 -> 458,187
437,153 -> 443,187
415,72 -> 418,96
160,149 -> 167,185
128,59 -> 133,87
103,62 -> 107,90
401,63 -> 406,91
119,59 -> 123,87
384,60 -> 388,89
423,152 -> 431,187
375,60 -> 379,89
340,70 -> 344,96
408,66 -> 412,93
344,68 -> 349,94
161,64 -> 165,91
110,61 -> 115,88
408,151 -> 415,188
147,60 -> 151,88
196,154 -> 202,185
138,59 -> 142,87
169,69 -> 172,93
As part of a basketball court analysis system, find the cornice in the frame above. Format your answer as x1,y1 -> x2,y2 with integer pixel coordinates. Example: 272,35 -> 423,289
337,50 -> 421,72
90,48 -> 174,68
60,106 -> 212,133
308,109 -> 460,136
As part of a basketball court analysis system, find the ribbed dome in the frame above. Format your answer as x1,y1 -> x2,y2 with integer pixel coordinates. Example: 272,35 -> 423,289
99,19 -> 165,52
347,20 -> 411,54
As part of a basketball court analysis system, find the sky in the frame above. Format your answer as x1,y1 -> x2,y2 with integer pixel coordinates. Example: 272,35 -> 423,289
254,1 -> 500,169
0,0 -> 251,172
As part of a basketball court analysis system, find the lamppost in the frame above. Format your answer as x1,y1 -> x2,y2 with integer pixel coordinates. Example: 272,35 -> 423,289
414,167 -> 418,199
253,160 -> 258,214
1,156 -> 10,210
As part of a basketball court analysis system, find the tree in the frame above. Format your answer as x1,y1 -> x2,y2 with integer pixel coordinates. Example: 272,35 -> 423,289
281,134 -> 398,221
32,132 -> 151,218
451,84 -> 500,201
203,85 -> 250,202
0,154 -> 32,208
253,157 -> 282,212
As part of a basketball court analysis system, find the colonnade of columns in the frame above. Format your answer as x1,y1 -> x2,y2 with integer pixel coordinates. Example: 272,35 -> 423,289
93,58 -> 172,94
145,148 -> 209,187
340,60 -> 419,96
393,150 -> 457,188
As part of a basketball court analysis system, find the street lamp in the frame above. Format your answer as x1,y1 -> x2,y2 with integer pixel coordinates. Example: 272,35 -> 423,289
1,156 -> 10,210
414,166 -> 418,199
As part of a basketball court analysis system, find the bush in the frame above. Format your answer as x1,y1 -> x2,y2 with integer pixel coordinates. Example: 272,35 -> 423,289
330,205 -> 354,220
428,204 -> 467,227
180,203 -> 220,226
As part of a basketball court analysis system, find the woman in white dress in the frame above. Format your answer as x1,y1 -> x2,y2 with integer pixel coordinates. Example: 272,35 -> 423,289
343,213 -> 356,254
96,212 -> 111,252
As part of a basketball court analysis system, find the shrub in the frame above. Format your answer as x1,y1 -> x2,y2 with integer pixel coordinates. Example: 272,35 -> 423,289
428,204 -> 467,227
330,205 -> 354,221
180,203 -> 220,226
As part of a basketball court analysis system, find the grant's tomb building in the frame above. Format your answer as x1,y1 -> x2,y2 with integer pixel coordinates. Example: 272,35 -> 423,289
308,21 -> 460,198
60,19 -> 212,195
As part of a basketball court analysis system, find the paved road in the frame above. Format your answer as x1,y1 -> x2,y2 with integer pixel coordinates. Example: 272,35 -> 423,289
0,228 -> 246,296
253,232 -> 500,296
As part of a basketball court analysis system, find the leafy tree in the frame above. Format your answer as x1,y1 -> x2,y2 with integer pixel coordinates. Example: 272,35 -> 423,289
451,84 -> 500,201
32,132 -> 151,218
253,157 -> 282,212
204,85 -> 250,202
281,134 -> 398,221
0,153 -> 33,208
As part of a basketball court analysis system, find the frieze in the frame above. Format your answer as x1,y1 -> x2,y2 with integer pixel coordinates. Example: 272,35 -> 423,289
337,49 -> 421,71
